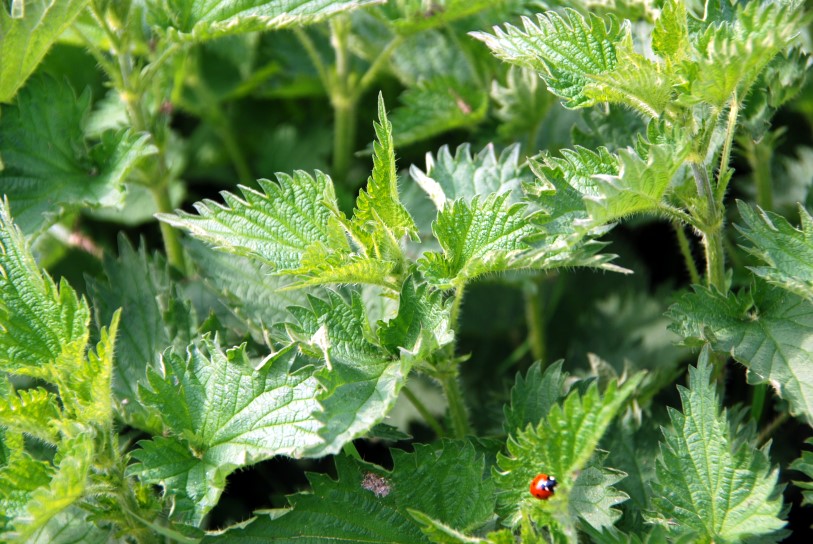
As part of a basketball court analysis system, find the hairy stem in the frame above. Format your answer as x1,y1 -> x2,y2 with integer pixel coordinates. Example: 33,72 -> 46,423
440,370 -> 470,439
758,411 -> 790,446
673,222 -> 700,285
714,93 -> 740,206
329,16 -> 358,185
354,35 -> 403,100
91,1 -> 186,272
742,136 -> 775,212
691,162 -> 726,290
751,383 -> 767,423
333,96 -> 357,185
151,185 -> 187,272
402,386 -> 445,437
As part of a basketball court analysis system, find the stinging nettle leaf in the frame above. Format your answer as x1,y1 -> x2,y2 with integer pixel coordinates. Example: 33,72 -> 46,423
284,290 -> 413,457
417,193 -> 541,288
0,0 -> 90,102
649,354 -> 785,542
0,198 -> 90,386
582,140 -> 688,226
204,440 -> 495,543
667,281 -> 813,426
158,170 -> 344,271
129,338 -> 322,526
503,360 -> 567,437
790,438 -> 813,506
471,10 -> 624,108
390,77 -> 488,148
0,76 -> 155,235
409,143 -> 527,211
491,66 -> 556,145
87,237 -> 191,433
159,170 -> 399,289
150,0 -> 383,42
686,0 -> 804,107
736,201 -> 813,302
496,371 -> 644,529
377,276 -> 454,362
352,93 -> 417,256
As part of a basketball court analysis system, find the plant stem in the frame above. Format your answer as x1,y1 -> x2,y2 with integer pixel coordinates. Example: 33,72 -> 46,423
757,411 -> 790,446
751,383 -> 767,423
91,1 -> 186,272
342,441 -> 362,460
440,370 -> 470,439
329,16 -> 357,185
704,227 -> 726,291
691,162 -> 726,290
523,278 -> 546,365
402,386 -> 445,437
333,95 -> 357,185
742,136 -> 775,212
354,36 -> 403,101
151,185 -> 187,272
714,93 -> 740,206
450,283 -> 466,329
673,222 -> 701,285
436,282 -> 471,438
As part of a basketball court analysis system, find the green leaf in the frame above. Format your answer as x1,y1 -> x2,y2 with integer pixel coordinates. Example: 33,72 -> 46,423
158,171 -> 343,271
490,66 -> 556,144
790,438 -> 813,506
158,171 -> 396,289
0,76 -> 155,235
150,0 -> 382,42
205,441 -> 495,543
0,0 -> 90,102
0,430 -> 95,542
87,237 -> 194,432
377,276 -> 454,362
391,77 -> 488,147
584,33 -> 678,120
184,239 -> 316,342
0,198 -> 90,389
27,506 -> 113,544
496,372 -> 643,529
736,201 -> 813,302
668,282 -> 813,426
649,354 -> 785,541
409,143 -> 527,210
503,360 -> 567,437
568,456 -> 629,531
531,138 -> 689,230
581,141 -> 689,226
471,10 -> 624,108
687,0 -> 803,107
387,0 -> 499,35
417,193 -> 540,288
284,291 -> 413,457
0,433 -> 53,535
408,511 -> 486,544
129,338 -> 322,525
652,0 -> 689,61
527,146 -> 618,234
0,387 -> 62,446
351,93 -> 417,256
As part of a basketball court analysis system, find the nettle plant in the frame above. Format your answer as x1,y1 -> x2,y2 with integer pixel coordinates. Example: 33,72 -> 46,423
2,0 -> 813,542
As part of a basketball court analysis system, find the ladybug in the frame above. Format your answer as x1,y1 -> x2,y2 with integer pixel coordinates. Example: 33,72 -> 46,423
530,473 -> 557,500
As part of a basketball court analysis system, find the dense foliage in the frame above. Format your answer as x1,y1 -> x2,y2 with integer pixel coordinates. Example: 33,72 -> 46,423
1,0 -> 812,542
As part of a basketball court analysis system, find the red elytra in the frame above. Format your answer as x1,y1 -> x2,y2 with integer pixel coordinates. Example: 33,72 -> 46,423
530,473 -> 557,500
